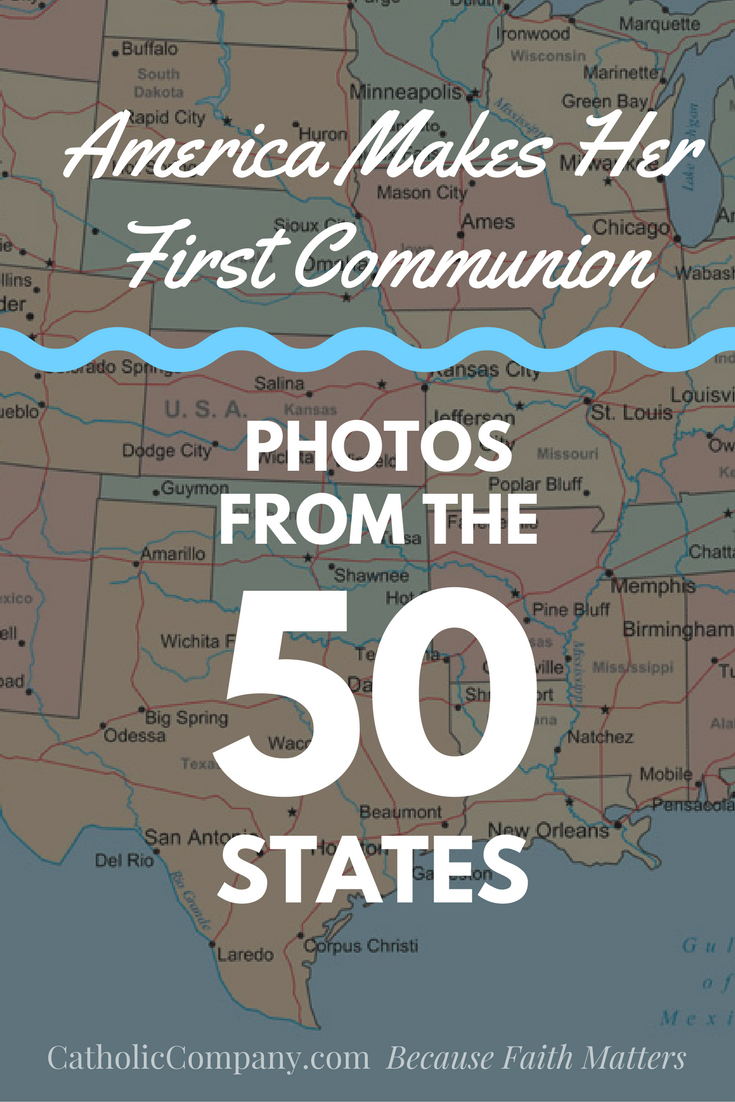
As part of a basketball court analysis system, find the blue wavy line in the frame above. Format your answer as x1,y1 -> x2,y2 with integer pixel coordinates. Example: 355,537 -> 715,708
5,326 -> 735,373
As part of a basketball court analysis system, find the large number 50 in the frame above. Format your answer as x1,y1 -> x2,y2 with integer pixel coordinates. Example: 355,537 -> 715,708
214,588 -> 536,799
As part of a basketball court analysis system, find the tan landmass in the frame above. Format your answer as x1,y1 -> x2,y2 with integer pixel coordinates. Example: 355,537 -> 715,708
0,269 -> 152,474
96,39 -> 359,203
105,0 -> 357,52
0,72 -> 96,270
0,757 -> 133,863
0,464 -> 98,716
1,0 -> 733,1033
142,330 -> 426,485
0,0 -> 105,81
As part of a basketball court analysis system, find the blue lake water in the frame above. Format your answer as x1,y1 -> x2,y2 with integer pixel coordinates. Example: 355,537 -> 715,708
662,31 -> 735,246
0,803 -> 732,1101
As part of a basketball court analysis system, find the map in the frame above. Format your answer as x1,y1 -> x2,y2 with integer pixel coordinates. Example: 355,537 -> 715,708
1,0 -> 734,1098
